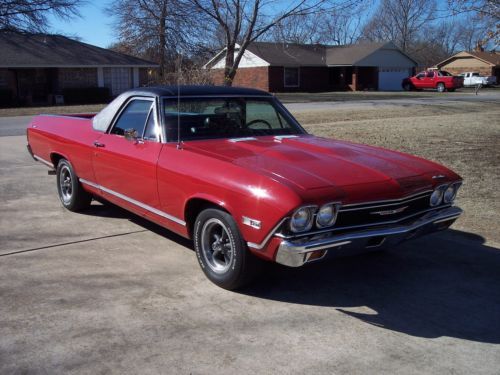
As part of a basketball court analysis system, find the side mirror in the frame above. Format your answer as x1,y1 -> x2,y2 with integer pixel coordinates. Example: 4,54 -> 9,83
124,128 -> 139,142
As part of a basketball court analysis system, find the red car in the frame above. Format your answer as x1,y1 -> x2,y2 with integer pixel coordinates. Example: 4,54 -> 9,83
402,70 -> 464,92
27,86 -> 463,289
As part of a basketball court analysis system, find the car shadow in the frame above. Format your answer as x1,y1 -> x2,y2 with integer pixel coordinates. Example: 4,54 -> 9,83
240,229 -> 500,344
81,202 -> 500,344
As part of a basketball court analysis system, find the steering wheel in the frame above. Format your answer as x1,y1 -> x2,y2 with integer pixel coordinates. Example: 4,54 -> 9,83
246,119 -> 272,129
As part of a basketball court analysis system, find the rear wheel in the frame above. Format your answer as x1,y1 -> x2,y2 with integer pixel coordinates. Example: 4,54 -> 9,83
194,208 -> 260,290
56,159 -> 92,212
437,83 -> 446,93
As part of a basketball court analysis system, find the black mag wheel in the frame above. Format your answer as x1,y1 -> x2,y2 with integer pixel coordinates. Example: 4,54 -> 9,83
194,208 -> 261,290
56,159 -> 91,212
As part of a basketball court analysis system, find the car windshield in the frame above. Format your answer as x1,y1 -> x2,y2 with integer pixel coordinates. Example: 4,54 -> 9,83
163,97 -> 305,141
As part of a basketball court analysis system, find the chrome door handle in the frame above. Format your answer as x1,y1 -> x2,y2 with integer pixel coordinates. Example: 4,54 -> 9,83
93,141 -> 105,148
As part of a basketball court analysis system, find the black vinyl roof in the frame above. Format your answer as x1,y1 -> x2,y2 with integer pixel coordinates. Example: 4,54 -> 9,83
128,85 -> 272,97
92,85 -> 273,132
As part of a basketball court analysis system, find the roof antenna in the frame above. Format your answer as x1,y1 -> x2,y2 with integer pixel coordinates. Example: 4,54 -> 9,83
176,53 -> 183,150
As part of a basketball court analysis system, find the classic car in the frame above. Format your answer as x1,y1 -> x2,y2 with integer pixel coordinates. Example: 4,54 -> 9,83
402,70 -> 464,92
27,86 -> 463,290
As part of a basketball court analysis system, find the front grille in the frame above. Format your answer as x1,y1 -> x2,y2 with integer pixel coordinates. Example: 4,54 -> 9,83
336,192 -> 432,228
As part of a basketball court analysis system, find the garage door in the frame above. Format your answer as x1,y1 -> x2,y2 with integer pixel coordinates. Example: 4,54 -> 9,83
378,68 -> 411,91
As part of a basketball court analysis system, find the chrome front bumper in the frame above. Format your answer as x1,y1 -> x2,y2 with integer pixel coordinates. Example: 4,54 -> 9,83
275,206 -> 462,267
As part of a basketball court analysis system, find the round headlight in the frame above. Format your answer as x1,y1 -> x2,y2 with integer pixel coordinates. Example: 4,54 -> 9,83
316,203 -> 339,228
430,185 -> 448,207
430,187 -> 444,207
290,206 -> 315,233
443,184 -> 459,203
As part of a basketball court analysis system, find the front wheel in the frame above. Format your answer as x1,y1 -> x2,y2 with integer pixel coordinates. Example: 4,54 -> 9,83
402,82 -> 412,91
437,83 -> 446,93
56,159 -> 92,211
194,208 -> 260,290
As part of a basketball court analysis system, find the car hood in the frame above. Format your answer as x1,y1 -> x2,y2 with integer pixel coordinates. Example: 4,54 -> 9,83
184,135 -> 459,202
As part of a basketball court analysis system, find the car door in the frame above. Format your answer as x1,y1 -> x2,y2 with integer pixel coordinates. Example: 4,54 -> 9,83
92,97 -> 163,214
412,72 -> 426,89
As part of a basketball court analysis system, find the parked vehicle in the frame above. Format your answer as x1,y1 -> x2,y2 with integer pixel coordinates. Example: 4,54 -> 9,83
27,86 -> 463,290
460,72 -> 497,87
402,70 -> 464,92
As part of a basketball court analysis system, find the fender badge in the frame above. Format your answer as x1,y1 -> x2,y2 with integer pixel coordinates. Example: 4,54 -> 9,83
432,175 -> 446,179
371,206 -> 408,216
242,216 -> 261,229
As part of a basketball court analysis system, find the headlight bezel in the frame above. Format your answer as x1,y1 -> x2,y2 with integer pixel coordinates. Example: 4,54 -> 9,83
430,184 -> 447,207
443,182 -> 462,204
289,205 -> 317,233
315,202 -> 341,228
431,182 -> 461,207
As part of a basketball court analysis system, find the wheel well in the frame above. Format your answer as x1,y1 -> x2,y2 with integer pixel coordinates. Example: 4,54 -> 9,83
184,198 -> 229,238
50,153 -> 65,168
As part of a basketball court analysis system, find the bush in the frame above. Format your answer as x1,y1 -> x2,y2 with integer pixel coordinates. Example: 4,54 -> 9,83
0,88 -> 13,107
62,87 -> 111,105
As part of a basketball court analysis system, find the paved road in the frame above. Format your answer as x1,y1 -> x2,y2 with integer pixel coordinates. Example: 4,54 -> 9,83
1,133 -> 500,372
1,91 -> 499,137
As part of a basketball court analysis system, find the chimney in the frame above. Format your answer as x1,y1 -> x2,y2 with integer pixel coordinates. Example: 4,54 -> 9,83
474,41 -> 484,52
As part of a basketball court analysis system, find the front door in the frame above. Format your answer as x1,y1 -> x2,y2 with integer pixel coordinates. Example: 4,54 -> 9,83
92,97 -> 163,214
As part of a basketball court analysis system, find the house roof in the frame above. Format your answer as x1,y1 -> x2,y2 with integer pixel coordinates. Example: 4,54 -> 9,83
246,42 -> 327,66
435,51 -> 500,68
206,41 -> 418,68
325,42 -> 390,65
0,30 -> 158,68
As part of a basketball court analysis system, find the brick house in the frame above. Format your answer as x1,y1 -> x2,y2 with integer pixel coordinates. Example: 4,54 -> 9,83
434,51 -> 500,82
204,42 -> 417,92
0,30 -> 158,105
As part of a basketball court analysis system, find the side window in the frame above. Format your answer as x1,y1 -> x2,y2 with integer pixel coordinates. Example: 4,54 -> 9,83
246,100 -> 289,130
110,99 -> 152,137
426,71 -> 434,78
143,109 -> 160,141
416,72 -> 425,78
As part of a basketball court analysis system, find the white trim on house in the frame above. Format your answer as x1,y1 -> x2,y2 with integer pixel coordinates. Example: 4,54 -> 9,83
203,43 -> 270,69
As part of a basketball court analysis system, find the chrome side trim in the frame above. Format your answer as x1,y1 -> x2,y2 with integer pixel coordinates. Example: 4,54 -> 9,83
247,218 -> 288,250
33,154 -> 54,169
79,178 -> 186,226
341,190 -> 433,208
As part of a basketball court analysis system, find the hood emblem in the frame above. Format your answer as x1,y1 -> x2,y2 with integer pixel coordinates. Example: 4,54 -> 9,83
371,206 -> 408,216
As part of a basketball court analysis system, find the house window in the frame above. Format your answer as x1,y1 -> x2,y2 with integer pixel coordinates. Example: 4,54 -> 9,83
284,67 -> 299,87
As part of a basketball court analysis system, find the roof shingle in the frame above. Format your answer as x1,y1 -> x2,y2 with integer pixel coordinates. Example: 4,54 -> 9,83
0,31 -> 157,67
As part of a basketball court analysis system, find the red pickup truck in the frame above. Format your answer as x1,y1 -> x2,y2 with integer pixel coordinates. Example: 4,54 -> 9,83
402,70 -> 464,92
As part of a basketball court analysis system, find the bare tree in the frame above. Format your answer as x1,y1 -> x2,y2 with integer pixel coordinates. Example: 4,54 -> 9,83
192,0 -> 339,86
108,0 -> 206,77
362,0 -> 436,53
0,0 -> 83,32
447,0 -> 499,47
270,13 -> 325,44
269,3 -> 366,46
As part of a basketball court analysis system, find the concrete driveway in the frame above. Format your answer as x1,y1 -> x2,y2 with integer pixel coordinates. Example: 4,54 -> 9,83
1,119 -> 500,373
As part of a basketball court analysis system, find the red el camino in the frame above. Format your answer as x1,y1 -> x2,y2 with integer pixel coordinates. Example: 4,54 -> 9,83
27,86 -> 463,290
